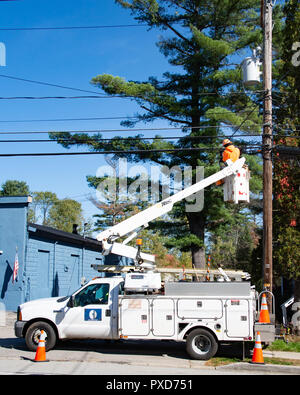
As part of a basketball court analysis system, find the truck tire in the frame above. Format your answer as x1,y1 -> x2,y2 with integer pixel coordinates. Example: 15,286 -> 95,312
25,321 -> 57,352
186,328 -> 218,360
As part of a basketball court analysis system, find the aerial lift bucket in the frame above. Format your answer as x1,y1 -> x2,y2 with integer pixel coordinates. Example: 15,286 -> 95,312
223,164 -> 250,204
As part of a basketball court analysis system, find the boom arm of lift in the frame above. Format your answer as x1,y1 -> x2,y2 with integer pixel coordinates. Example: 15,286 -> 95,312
96,158 -> 246,266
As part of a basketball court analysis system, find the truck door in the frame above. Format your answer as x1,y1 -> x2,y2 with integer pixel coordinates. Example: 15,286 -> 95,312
58,282 -> 113,339
119,298 -> 150,337
225,299 -> 251,338
152,298 -> 175,337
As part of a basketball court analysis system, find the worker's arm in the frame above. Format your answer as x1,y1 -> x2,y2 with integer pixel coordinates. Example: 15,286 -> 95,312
222,150 -> 230,162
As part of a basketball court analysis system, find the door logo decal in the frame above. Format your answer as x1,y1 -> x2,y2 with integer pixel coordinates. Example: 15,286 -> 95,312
84,309 -> 102,321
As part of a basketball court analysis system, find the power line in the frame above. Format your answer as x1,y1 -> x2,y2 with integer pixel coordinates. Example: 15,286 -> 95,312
1,133 -> 296,143
229,104 -> 260,139
0,73 -> 108,95
0,24 -> 149,31
0,95 -> 119,100
0,94 -> 267,100
0,74 -> 274,101
0,116 -> 139,123
0,74 -> 262,97
0,126 -> 263,135
0,18 -> 270,33
0,145 -> 263,158
0,73 -> 266,100
0,136 -> 263,143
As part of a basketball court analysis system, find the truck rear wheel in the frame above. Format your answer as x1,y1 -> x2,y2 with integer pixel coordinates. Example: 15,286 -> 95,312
25,321 -> 57,352
186,328 -> 218,360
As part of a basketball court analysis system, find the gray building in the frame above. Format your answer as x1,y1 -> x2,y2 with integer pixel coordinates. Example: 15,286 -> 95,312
0,196 -> 126,311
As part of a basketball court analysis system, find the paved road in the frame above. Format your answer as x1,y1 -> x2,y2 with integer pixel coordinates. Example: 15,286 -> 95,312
0,312 -> 299,376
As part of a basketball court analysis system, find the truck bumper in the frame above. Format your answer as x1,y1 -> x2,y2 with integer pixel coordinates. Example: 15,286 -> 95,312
14,321 -> 26,338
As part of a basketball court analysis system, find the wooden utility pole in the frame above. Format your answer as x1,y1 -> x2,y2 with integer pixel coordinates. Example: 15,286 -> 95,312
262,0 -> 273,297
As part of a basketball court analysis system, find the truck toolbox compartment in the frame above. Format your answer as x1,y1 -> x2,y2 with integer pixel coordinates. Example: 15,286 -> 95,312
165,282 -> 251,297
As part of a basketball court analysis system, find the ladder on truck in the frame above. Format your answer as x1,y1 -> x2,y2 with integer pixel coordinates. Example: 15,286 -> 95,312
91,264 -> 250,281
91,264 -> 251,295
95,157 -> 250,267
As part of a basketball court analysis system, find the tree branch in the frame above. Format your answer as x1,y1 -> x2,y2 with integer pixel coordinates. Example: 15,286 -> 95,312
140,105 -> 190,125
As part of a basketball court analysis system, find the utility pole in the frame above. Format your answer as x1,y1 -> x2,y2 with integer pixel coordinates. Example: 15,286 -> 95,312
262,0 -> 273,300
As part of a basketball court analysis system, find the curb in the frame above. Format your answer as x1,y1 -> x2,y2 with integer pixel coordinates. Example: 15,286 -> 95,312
217,362 -> 300,374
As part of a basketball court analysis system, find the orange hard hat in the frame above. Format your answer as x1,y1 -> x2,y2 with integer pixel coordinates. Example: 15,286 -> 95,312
222,139 -> 232,146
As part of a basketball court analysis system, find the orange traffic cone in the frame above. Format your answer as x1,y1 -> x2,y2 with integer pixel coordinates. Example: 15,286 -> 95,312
34,330 -> 48,362
251,331 -> 264,364
259,293 -> 271,323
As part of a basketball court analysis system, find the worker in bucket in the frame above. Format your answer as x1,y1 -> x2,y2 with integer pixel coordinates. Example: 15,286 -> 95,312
216,139 -> 240,185
222,139 -> 240,163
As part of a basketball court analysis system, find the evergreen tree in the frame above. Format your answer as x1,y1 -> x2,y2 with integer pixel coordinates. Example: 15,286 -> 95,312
50,0 -> 265,268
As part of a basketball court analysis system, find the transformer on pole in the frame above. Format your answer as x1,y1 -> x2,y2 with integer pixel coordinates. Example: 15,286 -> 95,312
241,47 -> 262,86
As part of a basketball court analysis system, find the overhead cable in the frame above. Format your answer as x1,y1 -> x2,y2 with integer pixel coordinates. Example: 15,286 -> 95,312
0,24 -> 148,31
3,127 -> 297,138
0,93 -> 265,100
0,74 -> 265,100
0,95 -> 117,100
0,116 -> 139,123
0,73 -> 108,95
0,146 -> 263,157
0,136 -> 263,143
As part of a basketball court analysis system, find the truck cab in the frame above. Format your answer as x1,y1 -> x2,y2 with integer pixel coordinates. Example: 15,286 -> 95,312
15,276 -> 124,351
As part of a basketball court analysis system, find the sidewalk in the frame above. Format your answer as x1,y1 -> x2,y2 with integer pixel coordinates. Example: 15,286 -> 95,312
264,349 -> 300,361
219,362 -> 300,375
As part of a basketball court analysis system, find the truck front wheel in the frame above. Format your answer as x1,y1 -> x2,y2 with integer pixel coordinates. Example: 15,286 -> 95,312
186,328 -> 218,360
25,321 -> 57,351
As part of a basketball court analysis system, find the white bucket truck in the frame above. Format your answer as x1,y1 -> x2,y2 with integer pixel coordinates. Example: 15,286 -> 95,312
15,158 -> 274,360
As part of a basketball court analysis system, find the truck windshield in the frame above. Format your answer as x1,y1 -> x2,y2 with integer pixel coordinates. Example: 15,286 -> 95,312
73,283 -> 110,307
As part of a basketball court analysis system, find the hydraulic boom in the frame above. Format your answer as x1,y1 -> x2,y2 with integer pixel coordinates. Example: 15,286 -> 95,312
96,158 -> 246,265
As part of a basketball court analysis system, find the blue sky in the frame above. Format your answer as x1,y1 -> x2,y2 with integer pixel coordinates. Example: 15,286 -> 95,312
0,0 -> 260,229
0,0 -> 171,222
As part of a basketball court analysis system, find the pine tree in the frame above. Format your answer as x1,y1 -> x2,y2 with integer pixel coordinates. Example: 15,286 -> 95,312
50,0 -> 265,268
